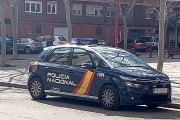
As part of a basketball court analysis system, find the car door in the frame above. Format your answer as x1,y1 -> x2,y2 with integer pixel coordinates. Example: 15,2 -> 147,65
17,38 -> 28,51
67,48 -> 97,97
127,39 -> 134,49
44,47 -> 73,93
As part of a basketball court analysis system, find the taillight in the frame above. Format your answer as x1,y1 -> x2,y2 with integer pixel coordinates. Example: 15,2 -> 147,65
32,42 -> 36,45
58,41 -> 63,44
29,62 -> 34,68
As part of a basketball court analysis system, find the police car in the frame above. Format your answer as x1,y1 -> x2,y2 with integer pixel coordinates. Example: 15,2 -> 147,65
28,45 -> 171,110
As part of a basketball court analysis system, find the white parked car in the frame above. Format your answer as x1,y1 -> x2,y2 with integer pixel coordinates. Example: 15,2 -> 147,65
140,36 -> 158,50
53,36 -> 67,46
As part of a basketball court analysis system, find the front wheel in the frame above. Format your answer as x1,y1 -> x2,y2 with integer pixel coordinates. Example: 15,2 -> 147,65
29,77 -> 46,100
100,85 -> 120,110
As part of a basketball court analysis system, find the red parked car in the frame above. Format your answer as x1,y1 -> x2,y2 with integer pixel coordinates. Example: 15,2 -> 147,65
118,38 -> 148,51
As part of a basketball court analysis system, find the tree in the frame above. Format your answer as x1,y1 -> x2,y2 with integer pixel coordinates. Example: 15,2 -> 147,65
0,0 -> 7,67
101,7 -> 114,45
6,0 -> 19,60
106,0 -> 136,49
144,0 -> 180,71
63,0 -> 72,44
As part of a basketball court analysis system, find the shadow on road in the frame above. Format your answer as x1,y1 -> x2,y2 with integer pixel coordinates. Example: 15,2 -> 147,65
34,97 -> 180,119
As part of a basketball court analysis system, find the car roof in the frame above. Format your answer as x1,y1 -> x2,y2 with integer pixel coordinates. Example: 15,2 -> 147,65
43,44 -> 129,54
44,44 -> 95,51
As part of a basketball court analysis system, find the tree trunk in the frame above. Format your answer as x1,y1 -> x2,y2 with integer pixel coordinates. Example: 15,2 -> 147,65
10,8 -> 17,59
175,25 -> 178,48
106,25 -> 109,45
0,0 -> 6,67
123,17 -> 127,50
63,0 -> 72,44
157,0 -> 166,72
164,20 -> 168,48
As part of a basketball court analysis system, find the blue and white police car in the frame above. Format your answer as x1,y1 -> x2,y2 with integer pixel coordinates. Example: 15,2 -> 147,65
28,45 -> 171,110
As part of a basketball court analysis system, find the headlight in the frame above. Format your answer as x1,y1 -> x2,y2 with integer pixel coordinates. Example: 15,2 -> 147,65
119,76 -> 137,81
125,82 -> 141,88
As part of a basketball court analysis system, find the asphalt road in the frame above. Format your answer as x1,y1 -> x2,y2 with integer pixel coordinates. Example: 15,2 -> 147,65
1,86 -> 180,120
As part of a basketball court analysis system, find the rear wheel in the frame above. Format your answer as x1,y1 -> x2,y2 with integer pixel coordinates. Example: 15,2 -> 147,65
100,85 -> 120,110
29,77 -> 46,100
132,46 -> 136,51
24,47 -> 32,54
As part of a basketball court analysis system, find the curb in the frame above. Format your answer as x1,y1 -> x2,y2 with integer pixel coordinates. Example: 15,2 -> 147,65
0,82 -> 27,89
161,103 -> 180,109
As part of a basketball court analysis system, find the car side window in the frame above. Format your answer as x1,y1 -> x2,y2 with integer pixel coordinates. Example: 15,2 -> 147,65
127,39 -> 133,43
20,38 -> 28,43
89,52 -> 109,68
48,48 -> 71,65
72,48 -> 92,66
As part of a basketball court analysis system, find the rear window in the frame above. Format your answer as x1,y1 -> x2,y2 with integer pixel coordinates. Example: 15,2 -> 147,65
136,39 -> 145,43
141,37 -> 151,42
58,37 -> 67,41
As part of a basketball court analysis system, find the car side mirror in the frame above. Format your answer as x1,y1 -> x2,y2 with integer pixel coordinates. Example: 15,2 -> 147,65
81,63 -> 92,69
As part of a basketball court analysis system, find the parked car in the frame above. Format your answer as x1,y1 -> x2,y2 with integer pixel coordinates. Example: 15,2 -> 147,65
17,38 -> 43,54
53,35 -> 67,46
98,39 -> 105,45
0,37 -> 13,52
118,38 -> 148,51
36,35 -> 52,47
71,38 -> 105,45
140,36 -> 159,50
71,38 -> 92,45
28,45 -> 171,110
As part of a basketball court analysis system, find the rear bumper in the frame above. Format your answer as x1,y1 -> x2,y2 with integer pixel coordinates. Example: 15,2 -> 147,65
32,47 -> 43,51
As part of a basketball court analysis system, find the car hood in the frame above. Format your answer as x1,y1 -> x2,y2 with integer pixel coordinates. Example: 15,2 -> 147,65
114,66 -> 168,79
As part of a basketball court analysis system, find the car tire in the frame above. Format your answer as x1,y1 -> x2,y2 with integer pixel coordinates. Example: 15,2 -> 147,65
132,46 -> 136,51
100,85 -> 120,110
146,104 -> 159,108
29,77 -> 46,100
24,47 -> 32,54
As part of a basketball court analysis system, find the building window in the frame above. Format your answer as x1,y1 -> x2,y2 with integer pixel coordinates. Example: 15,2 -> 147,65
34,25 -> 41,33
156,12 -> 160,20
72,4 -> 82,16
107,7 -> 115,17
5,19 -> 11,24
145,9 -> 155,19
47,1 -> 57,14
86,5 -> 102,17
25,1 -> 42,13
171,15 -> 176,20
127,9 -> 133,19
96,27 -> 102,35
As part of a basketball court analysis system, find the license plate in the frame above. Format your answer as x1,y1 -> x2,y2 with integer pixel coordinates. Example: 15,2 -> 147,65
143,46 -> 147,48
153,88 -> 167,94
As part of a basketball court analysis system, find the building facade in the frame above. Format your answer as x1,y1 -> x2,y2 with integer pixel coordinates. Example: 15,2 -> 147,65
1,0 -> 180,46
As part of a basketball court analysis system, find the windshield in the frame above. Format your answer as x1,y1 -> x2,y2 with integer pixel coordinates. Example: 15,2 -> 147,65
91,47 -> 149,68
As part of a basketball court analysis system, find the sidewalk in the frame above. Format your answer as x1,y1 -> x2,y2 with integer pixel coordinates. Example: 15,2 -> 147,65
0,52 -> 180,108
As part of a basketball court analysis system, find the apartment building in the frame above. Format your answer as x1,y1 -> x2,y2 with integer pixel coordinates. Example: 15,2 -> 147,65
1,0 -> 180,45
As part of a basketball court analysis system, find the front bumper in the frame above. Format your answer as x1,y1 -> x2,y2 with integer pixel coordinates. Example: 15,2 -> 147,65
120,83 -> 171,105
